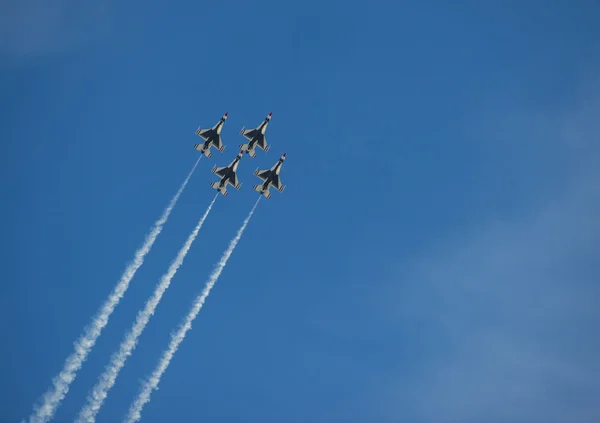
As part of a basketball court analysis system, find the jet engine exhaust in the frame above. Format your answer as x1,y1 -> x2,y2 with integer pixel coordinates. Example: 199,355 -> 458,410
123,196 -> 261,423
27,156 -> 202,423
76,193 -> 218,423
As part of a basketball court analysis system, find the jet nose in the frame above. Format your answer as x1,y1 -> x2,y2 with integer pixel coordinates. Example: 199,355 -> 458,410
224,112 -> 228,117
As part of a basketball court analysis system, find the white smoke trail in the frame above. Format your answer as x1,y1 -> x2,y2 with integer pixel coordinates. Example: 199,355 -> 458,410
27,157 -> 201,423
76,193 -> 219,423
123,197 -> 261,423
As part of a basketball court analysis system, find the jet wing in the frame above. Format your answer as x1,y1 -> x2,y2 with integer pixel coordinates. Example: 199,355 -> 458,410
240,128 -> 258,141
213,135 -> 224,152
212,166 -> 229,178
195,128 -> 212,140
255,134 -> 268,151
230,173 -> 242,189
271,174 -> 283,191
254,169 -> 271,181
269,175 -> 285,192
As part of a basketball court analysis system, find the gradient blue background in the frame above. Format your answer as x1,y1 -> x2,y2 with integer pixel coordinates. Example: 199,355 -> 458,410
2,1 -> 600,422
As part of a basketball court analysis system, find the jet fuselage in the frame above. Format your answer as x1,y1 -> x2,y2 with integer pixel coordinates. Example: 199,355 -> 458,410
218,160 -> 240,188
263,162 -> 282,186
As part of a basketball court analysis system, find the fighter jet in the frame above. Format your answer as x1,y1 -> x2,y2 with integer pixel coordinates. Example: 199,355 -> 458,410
239,112 -> 272,158
253,153 -> 286,199
194,112 -> 228,158
210,150 -> 244,196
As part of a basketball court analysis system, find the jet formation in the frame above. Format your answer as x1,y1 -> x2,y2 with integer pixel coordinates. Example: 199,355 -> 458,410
194,112 -> 286,197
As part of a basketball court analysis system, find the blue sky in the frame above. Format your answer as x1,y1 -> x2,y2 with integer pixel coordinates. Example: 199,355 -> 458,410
2,1 -> 600,422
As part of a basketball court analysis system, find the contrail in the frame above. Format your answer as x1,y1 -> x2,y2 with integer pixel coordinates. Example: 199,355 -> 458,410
27,157 -> 201,423
76,193 -> 219,423
123,197 -> 261,423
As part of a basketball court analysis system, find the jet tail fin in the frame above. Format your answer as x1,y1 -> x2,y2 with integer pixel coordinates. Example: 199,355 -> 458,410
239,143 -> 256,158
253,185 -> 271,198
210,182 -> 228,196
194,144 -> 211,158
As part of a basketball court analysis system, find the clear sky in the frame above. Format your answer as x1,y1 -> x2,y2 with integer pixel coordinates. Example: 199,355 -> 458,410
2,1 -> 600,422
